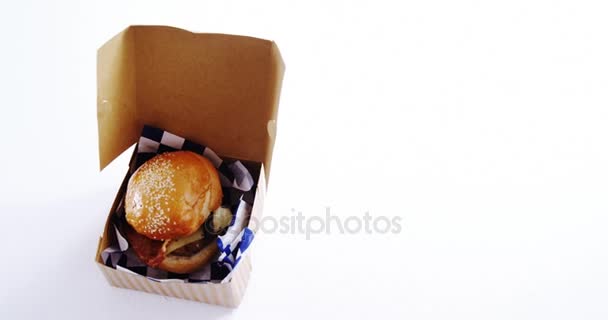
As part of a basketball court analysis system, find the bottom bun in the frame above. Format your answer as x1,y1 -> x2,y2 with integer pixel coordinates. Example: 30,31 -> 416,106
159,242 -> 218,274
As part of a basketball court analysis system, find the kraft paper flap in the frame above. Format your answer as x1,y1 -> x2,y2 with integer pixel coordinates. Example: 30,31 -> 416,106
97,26 -> 285,182
97,28 -> 138,171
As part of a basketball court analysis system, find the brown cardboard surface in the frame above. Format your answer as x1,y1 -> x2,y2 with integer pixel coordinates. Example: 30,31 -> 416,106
97,26 -> 285,182
97,28 -> 138,171
98,252 -> 253,307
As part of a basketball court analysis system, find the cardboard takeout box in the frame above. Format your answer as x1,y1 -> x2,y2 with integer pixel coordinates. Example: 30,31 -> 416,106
95,25 -> 284,307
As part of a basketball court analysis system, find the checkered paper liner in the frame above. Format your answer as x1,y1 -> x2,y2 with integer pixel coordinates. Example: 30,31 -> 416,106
101,125 -> 257,283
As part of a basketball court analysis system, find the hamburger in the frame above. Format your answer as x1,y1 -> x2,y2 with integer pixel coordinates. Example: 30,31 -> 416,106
123,150 -> 233,274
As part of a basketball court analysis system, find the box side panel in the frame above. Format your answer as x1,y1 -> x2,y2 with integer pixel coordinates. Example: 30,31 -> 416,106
263,42 -> 286,181
97,27 -> 140,170
249,164 -> 266,233
227,252 -> 253,307
96,254 -> 252,308
97,262 -> 117,285
132,26 -> 281,167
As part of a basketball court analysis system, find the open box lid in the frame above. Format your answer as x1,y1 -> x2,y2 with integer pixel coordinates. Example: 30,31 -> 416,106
97,26 -> 285,180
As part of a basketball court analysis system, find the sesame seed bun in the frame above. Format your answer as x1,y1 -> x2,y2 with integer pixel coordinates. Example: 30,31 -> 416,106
125,151 -> 222,240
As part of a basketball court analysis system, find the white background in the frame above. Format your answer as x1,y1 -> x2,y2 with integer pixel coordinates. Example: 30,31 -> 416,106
1,1 -> 607,319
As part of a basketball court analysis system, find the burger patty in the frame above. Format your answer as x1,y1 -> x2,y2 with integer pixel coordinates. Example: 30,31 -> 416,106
169,237 -> 215,257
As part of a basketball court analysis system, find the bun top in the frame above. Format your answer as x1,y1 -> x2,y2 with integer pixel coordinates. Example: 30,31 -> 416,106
125,151 -> 222,240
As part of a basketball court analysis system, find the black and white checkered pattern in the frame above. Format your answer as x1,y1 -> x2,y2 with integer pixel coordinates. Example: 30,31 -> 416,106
101,125 -> 258,283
